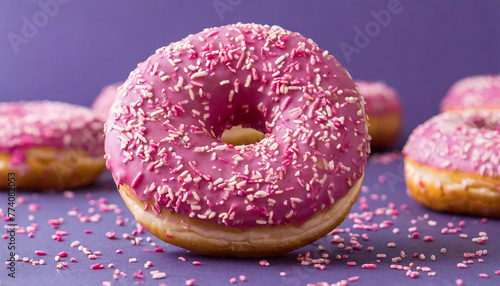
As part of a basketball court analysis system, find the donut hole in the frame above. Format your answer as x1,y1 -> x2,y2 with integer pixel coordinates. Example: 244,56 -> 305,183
220,125 -> 265,146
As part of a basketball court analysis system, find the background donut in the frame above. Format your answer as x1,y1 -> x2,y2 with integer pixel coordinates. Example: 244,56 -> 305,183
91,82 -> 122,118
357,81 -> 402,149
403,109 -> 500,218
0,101 -> 106,190
440,74 -> 500,112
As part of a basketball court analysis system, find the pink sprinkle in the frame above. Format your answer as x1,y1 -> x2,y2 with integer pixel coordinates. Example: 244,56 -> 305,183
186,278 -> 196,286
63,190 -> 75,198
136,223 -> 145,233
193,261 -> 202,266
35,250 -> 46,256
348,276 -> 359,282
230,277 -> 237,284
479,273 -> 489,278
28,204 -> 40,212
116,249 -> 122,254
58,252 -> 68,257
28,233 -> 34,238
464,252 -> 475,258
133,273 -> 143,279
154,247 -> 163,252
259,260 -> 270,266
84,229 -> 92,234
48,218 -> 62,225
106,231 -> 116,239
424,236 -> 434,242
412,232 -> 420,239
2,235 -> 8,239
410,271 -> 419,278
70,258 -> 76,262
481,218 -> 487,223
361,264 -> 377,269
347,262 -> 357,266
495,270 -> 500,275
108,263 -> 114,268
456,279 -> 464,286
378,175 -> 386,183
239,275 -> 246,281
179,257 -> 187,261
91,264 -> 104,270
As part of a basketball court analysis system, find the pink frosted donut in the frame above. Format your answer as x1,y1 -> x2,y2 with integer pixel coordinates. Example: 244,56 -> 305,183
92,83 -> 122,117
357,81 -> 402,149
403,109 -> 500,217
0,101 -> 105,189
105,23 -> 370,257
440,74 -> 500,112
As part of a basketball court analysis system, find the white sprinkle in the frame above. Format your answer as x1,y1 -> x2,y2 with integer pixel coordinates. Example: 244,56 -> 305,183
245,75 -> 252,87
275,55 -> 286,65
150,62 -> 159,76
190,205 -> 201,211
152,272 -> 167,279
220,80 -> 230,86
213,145 -> 227,151
191,71 -> 207,79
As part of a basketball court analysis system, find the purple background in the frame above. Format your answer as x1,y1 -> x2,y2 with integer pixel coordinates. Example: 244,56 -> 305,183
1,0 -> 499,148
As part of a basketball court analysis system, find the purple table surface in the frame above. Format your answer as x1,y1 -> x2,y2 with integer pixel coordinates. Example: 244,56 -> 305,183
1,156 -> 499,286
1,0 -> 500,149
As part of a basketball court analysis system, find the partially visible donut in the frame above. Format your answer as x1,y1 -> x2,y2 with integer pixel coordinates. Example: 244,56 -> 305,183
105,23 -> 370,257
357,81 -> 402,149
440,74 -> 500,112
92,82 -> 122,117
0,101 -> 105,190
403,109 -> 500,218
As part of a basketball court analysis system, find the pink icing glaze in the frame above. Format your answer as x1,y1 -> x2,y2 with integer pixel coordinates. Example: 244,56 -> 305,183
92,83 -> 122,117
403,110 -> 500,177
105,23 -> 370,228
440,74 -> 500,112
356,81 -> 402,116
0,101 -> 105,166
